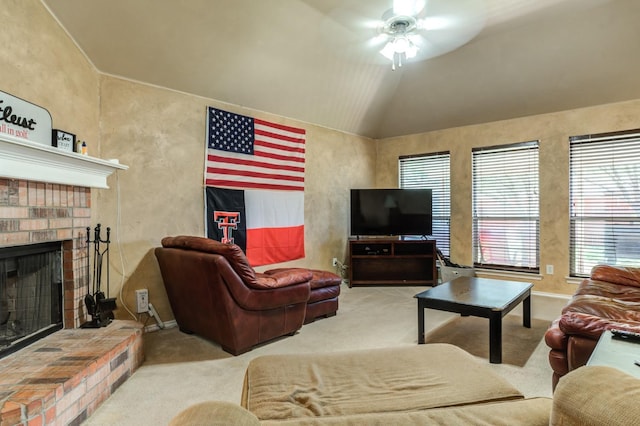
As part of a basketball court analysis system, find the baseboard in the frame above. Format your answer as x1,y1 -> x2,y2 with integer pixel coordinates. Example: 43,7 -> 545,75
527,291 -> 570,322
144,319 -> 177,333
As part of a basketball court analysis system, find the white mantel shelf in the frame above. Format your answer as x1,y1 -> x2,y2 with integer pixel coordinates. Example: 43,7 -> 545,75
0,134 -> 128,189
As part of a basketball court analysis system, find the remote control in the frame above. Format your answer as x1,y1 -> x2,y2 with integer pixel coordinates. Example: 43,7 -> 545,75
610,329 -> 640,343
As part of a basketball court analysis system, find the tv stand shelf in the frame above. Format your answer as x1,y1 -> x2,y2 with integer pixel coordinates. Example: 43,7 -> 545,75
348,238 -> 437,288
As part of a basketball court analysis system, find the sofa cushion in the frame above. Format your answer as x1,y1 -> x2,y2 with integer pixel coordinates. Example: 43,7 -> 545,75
254,269 -> 313,289
591,265 -> 640,288
259,398 -> 552,425
241,344 -> 523,421
575,278 -> 640,300
559,311 -> 640,340
561,295 -> 640,322
265,269 -> 341,290
551,366 -> 640,426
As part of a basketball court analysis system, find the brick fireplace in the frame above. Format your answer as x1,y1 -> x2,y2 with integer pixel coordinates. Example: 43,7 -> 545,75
0,140 -> 140,425
0,178 -> 92,330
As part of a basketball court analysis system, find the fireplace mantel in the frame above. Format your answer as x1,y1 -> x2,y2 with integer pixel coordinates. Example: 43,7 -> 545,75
0,134 -> 127,188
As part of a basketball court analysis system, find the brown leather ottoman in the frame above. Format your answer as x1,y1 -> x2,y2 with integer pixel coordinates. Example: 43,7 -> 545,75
265,268 -> 341,324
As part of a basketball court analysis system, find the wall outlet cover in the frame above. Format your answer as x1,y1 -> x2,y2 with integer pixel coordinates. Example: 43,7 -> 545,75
135,289 -> 149,313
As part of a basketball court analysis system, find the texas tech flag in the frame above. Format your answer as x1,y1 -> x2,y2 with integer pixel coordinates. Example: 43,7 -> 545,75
206,187 -> 304,266
204,107 -> 305,266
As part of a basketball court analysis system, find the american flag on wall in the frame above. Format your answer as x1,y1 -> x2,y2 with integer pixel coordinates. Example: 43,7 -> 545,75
204,107 -> 305,266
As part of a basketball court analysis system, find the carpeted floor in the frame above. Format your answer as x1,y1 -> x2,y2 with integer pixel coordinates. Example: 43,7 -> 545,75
424,315 -> 551,367
84,285 -> 560,425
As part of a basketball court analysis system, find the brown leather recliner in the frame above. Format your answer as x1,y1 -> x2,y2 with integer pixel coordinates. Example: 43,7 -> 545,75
155,236 -> 313,355
544,265 -> 640,389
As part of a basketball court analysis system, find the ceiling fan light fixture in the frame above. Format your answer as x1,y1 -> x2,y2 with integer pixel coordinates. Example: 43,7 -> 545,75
380,41 -> 396,60
378,13 -> 421,70
379,35 -> 418,70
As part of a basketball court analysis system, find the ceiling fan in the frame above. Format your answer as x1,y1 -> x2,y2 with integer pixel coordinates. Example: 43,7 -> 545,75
325,0 -> 487,70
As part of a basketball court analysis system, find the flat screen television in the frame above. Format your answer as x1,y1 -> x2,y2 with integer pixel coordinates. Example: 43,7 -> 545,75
350,188 -> 432,237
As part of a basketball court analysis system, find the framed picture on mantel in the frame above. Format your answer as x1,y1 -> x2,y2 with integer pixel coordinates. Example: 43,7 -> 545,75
51,129 -> 75,152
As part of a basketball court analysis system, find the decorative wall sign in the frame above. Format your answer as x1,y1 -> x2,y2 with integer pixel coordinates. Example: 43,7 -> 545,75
0,90 -> 52,145
52,129 -> 75,152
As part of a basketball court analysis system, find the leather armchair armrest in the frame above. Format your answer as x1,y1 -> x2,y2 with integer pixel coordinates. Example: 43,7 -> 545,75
216,257 -> 310,310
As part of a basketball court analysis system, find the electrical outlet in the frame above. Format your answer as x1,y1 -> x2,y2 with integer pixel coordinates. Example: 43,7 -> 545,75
546,264 -> 554,275
332,257 -> 338,266
135,289 -> 149,313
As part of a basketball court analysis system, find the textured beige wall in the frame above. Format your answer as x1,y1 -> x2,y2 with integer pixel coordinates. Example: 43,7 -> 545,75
0,0 -> 99,173
377,100 -> 640,295
97,76 -> 376,321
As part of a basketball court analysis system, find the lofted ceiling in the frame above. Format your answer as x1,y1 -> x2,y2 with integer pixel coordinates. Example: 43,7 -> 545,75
42,0 -> 640,139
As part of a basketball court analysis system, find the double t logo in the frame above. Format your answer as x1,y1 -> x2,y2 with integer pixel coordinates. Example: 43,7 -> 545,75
213,211 -> 240,244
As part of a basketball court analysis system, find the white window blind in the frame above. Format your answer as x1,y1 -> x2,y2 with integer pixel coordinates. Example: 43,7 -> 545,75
472,142 -> 539,272
570,130 -> 640,276
399,152 -> 450,256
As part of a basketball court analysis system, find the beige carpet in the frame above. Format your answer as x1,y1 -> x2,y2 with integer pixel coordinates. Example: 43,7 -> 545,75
142,327 -> 231,365
423,315 -> 551,367
84,285 -> 559,425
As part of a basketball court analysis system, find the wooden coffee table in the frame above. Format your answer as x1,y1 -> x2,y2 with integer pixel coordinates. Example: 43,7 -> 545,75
415,276 -> 533,363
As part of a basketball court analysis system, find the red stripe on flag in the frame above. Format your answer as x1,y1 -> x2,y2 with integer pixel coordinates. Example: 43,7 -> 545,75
254,139 -> 305,154
205,179 -> 303,191
246,225 -> 305,267
207,167 -> 304,183
255,128 -> 305,145
254,118 -> 306,135
209,154 -> 304,173
254,149 -> 304,164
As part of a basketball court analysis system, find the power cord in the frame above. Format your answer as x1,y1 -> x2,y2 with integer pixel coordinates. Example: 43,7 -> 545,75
113,169 -> 137,321
333,259 -> 348,278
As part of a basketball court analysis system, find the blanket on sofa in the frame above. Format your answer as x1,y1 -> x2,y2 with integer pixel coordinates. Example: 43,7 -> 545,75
242,343 -> 524,421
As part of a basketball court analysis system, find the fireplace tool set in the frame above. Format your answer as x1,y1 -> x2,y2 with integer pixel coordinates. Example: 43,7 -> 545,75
81,224 -> 117,328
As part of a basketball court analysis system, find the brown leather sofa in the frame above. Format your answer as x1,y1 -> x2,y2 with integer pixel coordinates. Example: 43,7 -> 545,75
544,265 -> 640,388
155,236 -> 314,355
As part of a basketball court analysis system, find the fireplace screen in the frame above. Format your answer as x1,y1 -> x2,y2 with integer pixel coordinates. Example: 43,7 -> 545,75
0,242 -> 63,358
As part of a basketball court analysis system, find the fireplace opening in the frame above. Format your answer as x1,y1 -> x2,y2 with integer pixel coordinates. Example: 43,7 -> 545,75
0,241 -> 63,359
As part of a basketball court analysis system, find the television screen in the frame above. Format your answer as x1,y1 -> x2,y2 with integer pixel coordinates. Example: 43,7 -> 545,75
350,189 -> 432,237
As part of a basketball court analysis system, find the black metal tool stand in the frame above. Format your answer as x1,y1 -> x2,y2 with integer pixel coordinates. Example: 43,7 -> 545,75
81,224 -> 118,328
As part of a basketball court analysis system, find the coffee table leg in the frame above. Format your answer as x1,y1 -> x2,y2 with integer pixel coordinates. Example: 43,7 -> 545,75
418,300 -> 425,344
489,313 -> 502,364
523,294 -> 531,328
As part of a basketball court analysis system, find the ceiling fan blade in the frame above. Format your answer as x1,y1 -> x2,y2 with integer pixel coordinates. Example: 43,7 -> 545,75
393,0 -> 426,16
412,0 -> 486,60
316,0 -> 486,65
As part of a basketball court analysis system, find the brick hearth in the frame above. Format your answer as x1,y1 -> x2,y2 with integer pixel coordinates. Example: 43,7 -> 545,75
0,321 -> 143,425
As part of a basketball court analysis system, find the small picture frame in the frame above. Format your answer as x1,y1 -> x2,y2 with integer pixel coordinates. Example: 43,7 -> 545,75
52,129 -> 75,152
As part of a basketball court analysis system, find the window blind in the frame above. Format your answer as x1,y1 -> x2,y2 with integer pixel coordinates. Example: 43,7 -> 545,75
399,152 -> 450,256
472,142 -> 539,272
570,130 -> 640,276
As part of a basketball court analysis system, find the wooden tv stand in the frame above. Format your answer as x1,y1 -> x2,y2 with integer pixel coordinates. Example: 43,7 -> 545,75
347,238 -> 437,288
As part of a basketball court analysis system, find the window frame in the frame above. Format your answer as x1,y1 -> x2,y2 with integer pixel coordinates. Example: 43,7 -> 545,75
472,141 -> 540,273
569,128 -> 640,277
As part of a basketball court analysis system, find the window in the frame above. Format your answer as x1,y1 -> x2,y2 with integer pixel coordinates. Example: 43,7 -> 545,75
570,129 -> 640,277
399,152 -> 450,256
472,142 -> 539,272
